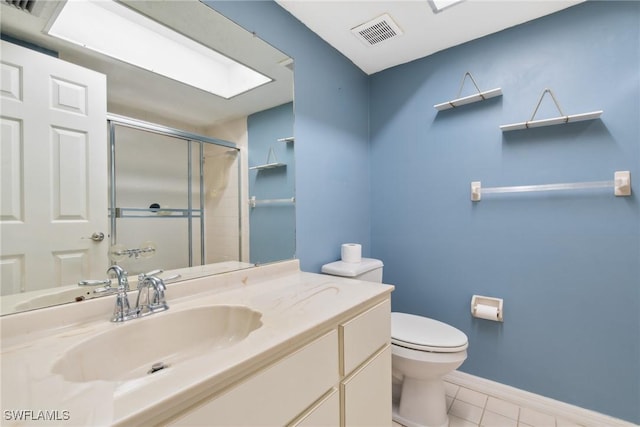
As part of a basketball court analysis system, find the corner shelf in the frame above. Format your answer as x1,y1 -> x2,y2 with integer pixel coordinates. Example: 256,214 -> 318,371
500,88 -> 602,131
434,72 -> 502,111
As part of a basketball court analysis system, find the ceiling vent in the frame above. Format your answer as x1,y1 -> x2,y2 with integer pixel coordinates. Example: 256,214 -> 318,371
351,13 -> 403,47
3,0 -> 36,13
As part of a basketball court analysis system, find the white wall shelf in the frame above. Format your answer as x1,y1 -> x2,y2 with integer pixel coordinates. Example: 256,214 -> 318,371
249,162 -> 286,171
434,72 -> 502,111
250,146 -> 286,170
500,88 -> 602,131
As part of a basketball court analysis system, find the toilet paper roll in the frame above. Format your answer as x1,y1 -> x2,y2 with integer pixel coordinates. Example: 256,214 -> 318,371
341,243 -> 362,263
474,304 -> 500,321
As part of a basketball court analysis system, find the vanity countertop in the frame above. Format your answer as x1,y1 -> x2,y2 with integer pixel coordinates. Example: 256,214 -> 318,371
0,260 -> 393,426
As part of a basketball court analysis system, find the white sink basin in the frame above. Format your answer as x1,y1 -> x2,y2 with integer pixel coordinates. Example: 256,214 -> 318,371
51,305 -> 262,383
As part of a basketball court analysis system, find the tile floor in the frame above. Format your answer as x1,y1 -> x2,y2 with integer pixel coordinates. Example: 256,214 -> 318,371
392,380 -> 585,427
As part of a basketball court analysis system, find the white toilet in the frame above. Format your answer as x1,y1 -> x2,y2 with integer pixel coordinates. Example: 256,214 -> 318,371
322,258 -> 468,427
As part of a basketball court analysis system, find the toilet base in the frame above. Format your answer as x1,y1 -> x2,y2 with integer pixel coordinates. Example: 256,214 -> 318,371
393,376 -> 449,427
392,405 -> 449,427
392,403 -> 448,427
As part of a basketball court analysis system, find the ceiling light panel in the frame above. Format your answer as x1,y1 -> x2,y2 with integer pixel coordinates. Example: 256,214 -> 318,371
428,0 -> 465,13
47,0 -> 271,99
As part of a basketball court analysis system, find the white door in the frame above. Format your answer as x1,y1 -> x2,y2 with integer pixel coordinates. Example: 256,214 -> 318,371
1,40 -> 108,295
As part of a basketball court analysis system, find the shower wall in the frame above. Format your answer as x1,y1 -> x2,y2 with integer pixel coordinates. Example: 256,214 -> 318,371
203,144 -> 241,264
204,117 -> 249,264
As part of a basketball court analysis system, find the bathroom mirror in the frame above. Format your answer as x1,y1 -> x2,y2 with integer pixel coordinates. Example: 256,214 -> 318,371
0,0 -> 295,315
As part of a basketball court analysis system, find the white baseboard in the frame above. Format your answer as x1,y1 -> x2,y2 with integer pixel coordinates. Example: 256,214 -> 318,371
443,371 -> 638,427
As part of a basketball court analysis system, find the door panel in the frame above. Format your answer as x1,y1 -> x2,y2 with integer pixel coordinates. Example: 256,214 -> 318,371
0,40 -> 108,295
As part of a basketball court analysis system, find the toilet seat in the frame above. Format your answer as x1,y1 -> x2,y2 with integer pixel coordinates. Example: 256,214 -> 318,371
391,312 -> 468,353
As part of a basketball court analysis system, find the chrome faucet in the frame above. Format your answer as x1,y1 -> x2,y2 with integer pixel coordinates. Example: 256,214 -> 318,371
107,265 -> 138,322
103,265 -> 170,322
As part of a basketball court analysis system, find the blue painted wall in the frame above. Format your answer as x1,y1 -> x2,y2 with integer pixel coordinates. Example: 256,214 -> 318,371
369,2 -> 639,423
205,1 -> 371,273
207,0 -> 639,422
248,102 -> 295,264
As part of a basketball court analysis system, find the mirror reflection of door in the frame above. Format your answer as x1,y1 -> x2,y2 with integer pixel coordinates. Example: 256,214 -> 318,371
0,41 -> 108,296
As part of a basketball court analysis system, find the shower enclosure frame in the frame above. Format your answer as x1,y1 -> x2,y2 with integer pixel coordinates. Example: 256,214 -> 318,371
107,113 -> 240,268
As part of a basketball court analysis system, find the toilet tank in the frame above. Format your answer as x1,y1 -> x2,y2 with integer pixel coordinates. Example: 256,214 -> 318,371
321,258 -> 384,283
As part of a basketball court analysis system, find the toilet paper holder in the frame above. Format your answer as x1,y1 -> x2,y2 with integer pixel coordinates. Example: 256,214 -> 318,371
471,295 -> 503,322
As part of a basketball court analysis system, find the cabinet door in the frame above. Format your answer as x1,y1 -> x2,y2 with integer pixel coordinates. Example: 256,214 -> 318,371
169,330 -> 338,426
341,345 -> 392,427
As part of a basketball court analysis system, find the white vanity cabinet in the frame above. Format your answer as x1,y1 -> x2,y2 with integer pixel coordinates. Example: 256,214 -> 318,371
340,299 -> 392,426
290,389 -> 340,426
168,330 -> 339,426
168,297 -> 391,426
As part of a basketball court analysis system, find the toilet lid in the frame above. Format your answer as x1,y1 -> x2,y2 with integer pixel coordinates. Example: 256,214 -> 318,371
391,312 -> 468,353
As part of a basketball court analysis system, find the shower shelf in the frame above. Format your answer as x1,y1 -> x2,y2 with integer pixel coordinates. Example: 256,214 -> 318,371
277,136 -> 294,143
500,88 -> 602,131
434,72 -> 502,111
113,207 -> 202,218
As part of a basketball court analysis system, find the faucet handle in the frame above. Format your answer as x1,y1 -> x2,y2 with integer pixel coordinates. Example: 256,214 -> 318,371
162,273 -> 181,283
138,269 -> 163,283
137,270 -> 181,287
78,279 -> 111,287
93,286 -> 117,295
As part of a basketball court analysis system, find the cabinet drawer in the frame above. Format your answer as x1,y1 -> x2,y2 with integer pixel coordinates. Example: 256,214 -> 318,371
340,298 -> 390,376
341,345 -> 392,427
170,330 -> 339,426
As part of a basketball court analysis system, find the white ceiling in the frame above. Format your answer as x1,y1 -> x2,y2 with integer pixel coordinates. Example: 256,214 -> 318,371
0,0 -> 585,130
276,0 -> 585,75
